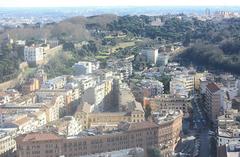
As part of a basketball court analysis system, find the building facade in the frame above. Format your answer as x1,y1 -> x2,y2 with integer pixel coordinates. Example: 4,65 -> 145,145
16,111 -> 183,157
205,83 -> 224,122
24,46 -> 44,65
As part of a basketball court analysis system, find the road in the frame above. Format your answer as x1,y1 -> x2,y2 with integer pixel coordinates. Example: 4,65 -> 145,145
175,94 -> 210,157
193,95 -> 210,157
199,129 -> 210,157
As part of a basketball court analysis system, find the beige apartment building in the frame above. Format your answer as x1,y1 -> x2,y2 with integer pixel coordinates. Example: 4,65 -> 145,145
143,94 -> 191,117
75,86 -> 145,130
205,83 -> 224,122
16,111 -> 183,157
75,102 -> 144,130
0,128 -> 17,157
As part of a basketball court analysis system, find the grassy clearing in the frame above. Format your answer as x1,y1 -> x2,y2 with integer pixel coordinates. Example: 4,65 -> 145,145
95,55 -> 109,59
111,41 -> 135,53
98,52 -> 110,55
104,35 -> 127,39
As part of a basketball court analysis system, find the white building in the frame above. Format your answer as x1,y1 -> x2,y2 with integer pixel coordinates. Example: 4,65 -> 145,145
141,79 -> 164,97
82,83 -> 106,111
0,93 -> 11,105
157,53 -> 169,66
73,61 -> 99,75
24,46 -> 44,65
41,76 -> 67,90
170,71 -> 194,97
142,48 -> 159,65
217,110 -> 240,147
73,75 -> 97,91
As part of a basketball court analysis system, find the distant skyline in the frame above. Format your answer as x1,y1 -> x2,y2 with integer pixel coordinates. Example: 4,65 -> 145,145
0,0 -> 240,7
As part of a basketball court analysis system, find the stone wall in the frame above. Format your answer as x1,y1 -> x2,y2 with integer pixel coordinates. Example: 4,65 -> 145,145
0,62 -> 28,91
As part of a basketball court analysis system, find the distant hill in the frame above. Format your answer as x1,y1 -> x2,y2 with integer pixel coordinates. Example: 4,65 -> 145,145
2,14 -> 118,41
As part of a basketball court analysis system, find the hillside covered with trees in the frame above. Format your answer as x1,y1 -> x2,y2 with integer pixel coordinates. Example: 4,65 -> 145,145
1,14 -> 240,79
0,42 -> 23,83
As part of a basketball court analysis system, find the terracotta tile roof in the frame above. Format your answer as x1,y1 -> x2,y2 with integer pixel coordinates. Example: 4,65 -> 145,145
207,83 -> 220,93
76,102 -> 91,114
0,92 -> 8,97
18,132 -> 62,142
12,117 -> 31,126
32,111 -> 45,117
127,121 -> 158,131
0,108 -> 7,114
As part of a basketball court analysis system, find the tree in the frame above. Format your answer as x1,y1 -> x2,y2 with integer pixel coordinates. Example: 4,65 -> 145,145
158,74 -> 171,94
145,105 -> 152,120
183,32 -> 191,47
147,147 -> 162,157
63,42 -> 75,51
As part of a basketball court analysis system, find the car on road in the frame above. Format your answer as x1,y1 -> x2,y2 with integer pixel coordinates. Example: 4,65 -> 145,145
208,130 -> 215,135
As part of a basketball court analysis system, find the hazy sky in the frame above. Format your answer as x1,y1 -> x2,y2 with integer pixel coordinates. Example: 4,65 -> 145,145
0,0 -> 239,7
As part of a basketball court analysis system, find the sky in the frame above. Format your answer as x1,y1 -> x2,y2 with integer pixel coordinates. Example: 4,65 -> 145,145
0,0 -> 239,7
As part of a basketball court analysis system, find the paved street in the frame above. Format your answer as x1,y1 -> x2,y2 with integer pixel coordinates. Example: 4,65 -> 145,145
199,129 -> 210,157
193,96 -> 210,157
175,95 -> 210,157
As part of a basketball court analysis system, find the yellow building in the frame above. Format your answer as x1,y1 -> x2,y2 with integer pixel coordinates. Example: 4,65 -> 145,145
194,71 -> 208,90
22,79 -> 40,94
75,103 -> 144,130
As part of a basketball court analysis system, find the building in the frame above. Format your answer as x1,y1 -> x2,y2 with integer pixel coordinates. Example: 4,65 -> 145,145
194,71 -> 208,91
107,59 -> 133,79
217,142 -> 240,157
205,83 -> 224,122
152,110 -> 183,155
142,48 -> 159,65
11,93 -> 36,106
81,148 -> 144,157
0,128 -> 17,157
29,110 -> 47,128
81,78 -> 113,112
157,53 -> 169,66
143,94 -> 191,117
217,109 -> 240,147
73,61 -> 99,75
219,74 -> 237,89
73,75 -> 97,91
21,79 -> 40,94
34,69 -> 47,85
16,111 -> 183,157
4,115 -> 36,134
41,76 -> 67,90
141,79 -> 164,98
82,82 -> 106,112
75,101 -> 144,130
76,85 -> 145,129
232,97 -> 240,111
37,88 -> 79,114
16,132 -> 63,157
24,46 -> 44,65
44,116 -> 82,136
170,71 -> 194,97
41,96 -> 64,122
0,92 -> 11,105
